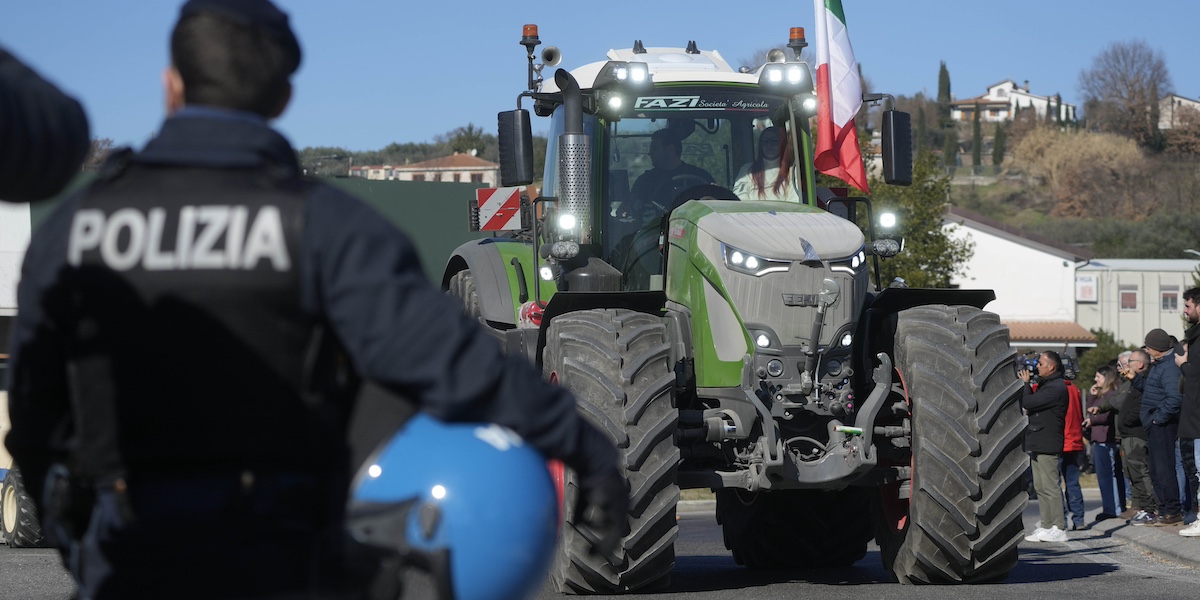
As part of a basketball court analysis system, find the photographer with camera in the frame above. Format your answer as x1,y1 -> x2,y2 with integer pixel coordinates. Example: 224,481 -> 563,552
1021,351 -> 1071,543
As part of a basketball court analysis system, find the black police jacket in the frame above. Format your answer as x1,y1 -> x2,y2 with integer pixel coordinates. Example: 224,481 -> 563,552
5,111 -> 616,515
1021,373 -> 1068,455
1181,323 -> 1200,439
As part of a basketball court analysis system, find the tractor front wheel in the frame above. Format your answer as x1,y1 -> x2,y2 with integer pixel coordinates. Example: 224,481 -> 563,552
877,305 -> 1027,584
544,309 -> 679,594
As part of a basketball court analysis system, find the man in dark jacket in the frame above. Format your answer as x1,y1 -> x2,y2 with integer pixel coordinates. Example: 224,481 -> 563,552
1178,287 -> 1200,537
1021,350 -> 1070,542
1137,328 -> 1184,526
5,2 -> 627,598
1101,350 -> 1157,523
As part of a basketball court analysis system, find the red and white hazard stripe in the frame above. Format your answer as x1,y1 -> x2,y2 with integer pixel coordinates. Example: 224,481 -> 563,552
476,187 -> 522,231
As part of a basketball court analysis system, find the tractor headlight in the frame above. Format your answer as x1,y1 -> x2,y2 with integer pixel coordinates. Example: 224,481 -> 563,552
557,213 -> 577,231
759,63 -> 809,92
597,61 -> 651,89
830,247 -> 868,275
722,243 -> 790,276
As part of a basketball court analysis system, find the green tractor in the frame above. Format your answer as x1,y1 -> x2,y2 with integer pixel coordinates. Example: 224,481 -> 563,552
443,25 -> 1027,592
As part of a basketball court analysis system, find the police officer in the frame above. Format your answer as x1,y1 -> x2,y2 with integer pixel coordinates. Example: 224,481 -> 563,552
0,46 -> 90,201
5,1 -> 626,598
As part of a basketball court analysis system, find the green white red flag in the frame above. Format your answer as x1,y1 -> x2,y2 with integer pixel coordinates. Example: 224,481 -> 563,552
813,0 -> 869,192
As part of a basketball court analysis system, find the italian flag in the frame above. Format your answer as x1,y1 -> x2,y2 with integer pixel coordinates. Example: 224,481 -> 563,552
813,0 -> 869,193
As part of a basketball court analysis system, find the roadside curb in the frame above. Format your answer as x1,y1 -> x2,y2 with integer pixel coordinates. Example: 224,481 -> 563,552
1092,515 -> 1200,569
677,500 -> 715,515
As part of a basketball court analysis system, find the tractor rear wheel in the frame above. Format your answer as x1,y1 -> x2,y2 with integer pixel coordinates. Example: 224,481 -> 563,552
544,309 -> 679,594
2,468 -> 46,548
716,487 -> 872,569
877,305 -> 1026,583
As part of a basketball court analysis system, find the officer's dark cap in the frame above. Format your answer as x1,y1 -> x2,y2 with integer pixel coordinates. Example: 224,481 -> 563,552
179,0 -> 302,74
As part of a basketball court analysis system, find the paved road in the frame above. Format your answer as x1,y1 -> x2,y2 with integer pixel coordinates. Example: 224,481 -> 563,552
532,495 -> 1200,599
4,494 -> 1198,599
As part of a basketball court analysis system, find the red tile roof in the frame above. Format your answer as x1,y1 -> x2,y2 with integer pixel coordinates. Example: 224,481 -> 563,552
1003,321 -> 1097,345
401,153 -> 498,170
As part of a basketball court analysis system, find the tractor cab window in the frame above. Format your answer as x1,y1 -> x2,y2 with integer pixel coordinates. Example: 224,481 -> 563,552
597,88 -> 800,288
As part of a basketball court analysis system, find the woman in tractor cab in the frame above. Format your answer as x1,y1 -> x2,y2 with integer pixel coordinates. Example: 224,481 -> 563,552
732,125 -> 802,202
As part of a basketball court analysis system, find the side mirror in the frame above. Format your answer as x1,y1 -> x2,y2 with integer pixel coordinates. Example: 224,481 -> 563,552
498,109 -> 535,187
881,110 -> 912,186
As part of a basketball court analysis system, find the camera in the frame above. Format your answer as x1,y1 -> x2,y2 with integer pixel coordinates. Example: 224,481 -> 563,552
1062,355 -> 1079,381
1015,354 -> 1038,378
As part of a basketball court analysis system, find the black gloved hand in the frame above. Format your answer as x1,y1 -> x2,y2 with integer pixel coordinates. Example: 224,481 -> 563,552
575,467 -> 630,560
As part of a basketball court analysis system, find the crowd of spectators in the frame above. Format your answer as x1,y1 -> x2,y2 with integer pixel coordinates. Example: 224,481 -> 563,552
1026,286 -> 1200,542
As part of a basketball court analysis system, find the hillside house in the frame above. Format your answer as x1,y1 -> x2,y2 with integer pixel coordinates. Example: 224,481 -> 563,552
950,80 -> 1076,124
1159,94 -> 1200,130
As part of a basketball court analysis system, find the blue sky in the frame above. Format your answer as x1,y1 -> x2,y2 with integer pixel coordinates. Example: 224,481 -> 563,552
3,1 -> 1197,152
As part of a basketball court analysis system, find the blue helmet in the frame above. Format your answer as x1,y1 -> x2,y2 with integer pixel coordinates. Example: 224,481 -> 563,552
347,413 -> 558,600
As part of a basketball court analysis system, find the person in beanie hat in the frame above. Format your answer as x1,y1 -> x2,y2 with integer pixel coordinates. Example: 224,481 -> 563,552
1133,328 -> 1184,526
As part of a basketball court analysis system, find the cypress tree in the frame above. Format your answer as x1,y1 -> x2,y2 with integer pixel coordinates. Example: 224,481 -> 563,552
972,103 -> 982,167
937,61 -> 952,129
916,105 -> 928,154
943,128 -> 958,167
992,123 -> 1006,166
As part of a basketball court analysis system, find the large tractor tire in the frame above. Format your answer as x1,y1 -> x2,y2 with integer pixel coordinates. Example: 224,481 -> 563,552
716,486 -> 873,569
447,269 -> 482,322
544,309 -> 680,594
876,305 -> 1026,584
2,468 -> 47,548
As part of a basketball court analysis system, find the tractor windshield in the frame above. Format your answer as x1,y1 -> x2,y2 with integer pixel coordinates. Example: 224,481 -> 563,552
596,86 -> 812,273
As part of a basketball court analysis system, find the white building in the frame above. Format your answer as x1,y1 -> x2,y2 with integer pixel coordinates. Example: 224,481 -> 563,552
943,206 -> 1096,352
1159,94 -> 1200,130
1075,259 -> 1198,347
350,153 -> 499,187
950,80 -> 1076,124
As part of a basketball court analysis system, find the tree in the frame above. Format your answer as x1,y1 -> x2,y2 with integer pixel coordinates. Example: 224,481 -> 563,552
870,150 -> 974,287
83,138 -> 115,172
1163,106 -> 1200,155
942,128 -> 958,167
1079,41 -> 1172,148
1009,126 -> 1148,218
1077,329 -> 1137,385
439,123 -> 489,157
972,103 -> 982,167
937,61 -> 952,129
916,104 -> 928,155
992,123 -> 1007,166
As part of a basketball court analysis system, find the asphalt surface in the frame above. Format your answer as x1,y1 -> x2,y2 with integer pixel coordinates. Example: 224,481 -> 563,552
4,488 -> 1198,599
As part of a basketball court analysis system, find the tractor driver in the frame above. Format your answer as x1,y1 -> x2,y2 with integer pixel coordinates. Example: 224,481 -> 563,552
628,127 -> 714,222
5,1 -> 628,598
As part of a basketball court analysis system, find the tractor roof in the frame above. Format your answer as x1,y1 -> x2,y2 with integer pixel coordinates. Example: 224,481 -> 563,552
541,46 -> 760,93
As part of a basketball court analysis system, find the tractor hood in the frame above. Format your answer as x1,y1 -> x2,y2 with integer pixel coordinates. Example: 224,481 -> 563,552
684,200 -> 865,261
